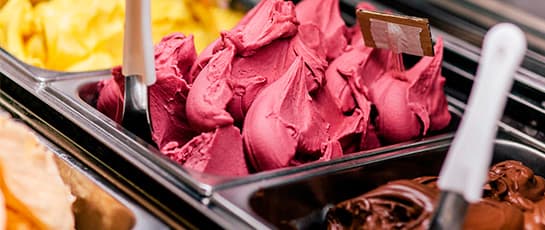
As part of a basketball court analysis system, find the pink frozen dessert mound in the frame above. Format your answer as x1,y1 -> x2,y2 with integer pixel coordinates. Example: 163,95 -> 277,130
366,39 -> 451,144
243,57 -> 343,171
95,0 -> 451,174
186,0 -> 340,132
96,33 -> 248,176
325,1 -> 450,146
163,125 -> 248,176
295,0 -> 348,61
97,33 -> 199,148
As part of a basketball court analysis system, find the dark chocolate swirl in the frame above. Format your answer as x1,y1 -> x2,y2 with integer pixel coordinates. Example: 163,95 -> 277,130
327,160 -> 545,229
327,180 -> 437,230
485,160 -> 545,210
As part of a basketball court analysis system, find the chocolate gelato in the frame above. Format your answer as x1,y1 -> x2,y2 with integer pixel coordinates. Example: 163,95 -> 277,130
327,160 -> 545,229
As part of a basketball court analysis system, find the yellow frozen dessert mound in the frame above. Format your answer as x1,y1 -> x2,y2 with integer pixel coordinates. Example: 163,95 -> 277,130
0,114 -> 75,230
0,0 -> 243,71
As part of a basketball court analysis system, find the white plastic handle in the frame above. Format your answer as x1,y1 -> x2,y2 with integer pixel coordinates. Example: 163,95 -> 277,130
438,23 -> 526,202
123,0 -> 156,85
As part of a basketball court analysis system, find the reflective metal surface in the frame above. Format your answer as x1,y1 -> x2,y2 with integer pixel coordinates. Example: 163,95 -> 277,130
122,75 -> 154,145
47,137 -> 167,230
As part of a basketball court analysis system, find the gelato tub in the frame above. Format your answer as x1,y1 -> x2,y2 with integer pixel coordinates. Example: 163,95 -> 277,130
44,133 -> 168,230
212,137 -> 545,229
44,69 -> 461,195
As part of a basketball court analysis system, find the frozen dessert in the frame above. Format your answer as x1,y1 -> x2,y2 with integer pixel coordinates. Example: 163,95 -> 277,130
98,33 -> 198,148
324,2 -> 450,145
166,125 -> 249,176
243,58 -> 344,171
97,33 -> 249,176
0,0 -> 243,71
327,180 -> 438,229
98,33 -> 249,176
0,113 -> 74,229
326,160 -> 545,229
96,0 -> 451,175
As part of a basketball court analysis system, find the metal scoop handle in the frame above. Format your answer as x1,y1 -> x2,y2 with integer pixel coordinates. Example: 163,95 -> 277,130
121,0 -> 155,144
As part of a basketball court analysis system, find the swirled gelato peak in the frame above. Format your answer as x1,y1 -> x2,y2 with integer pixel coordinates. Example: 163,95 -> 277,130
243,57 -> 342,171
367,38 -> 451,144
186,0 -> 300,131
295,0 -> 348,60
186,0 -> 336,131
485,160 -> 545,210
327,180 -> 437,229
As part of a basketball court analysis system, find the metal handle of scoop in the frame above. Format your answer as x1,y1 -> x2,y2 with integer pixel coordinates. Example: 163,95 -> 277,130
122,75 -> 153,143
429,192 -> 468,230
121,0 -> 155,144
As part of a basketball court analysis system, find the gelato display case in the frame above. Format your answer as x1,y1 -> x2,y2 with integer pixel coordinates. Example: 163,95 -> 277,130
1,0 -> 545,229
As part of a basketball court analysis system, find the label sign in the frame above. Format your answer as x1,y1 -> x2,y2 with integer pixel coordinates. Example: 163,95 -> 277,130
357,9 -> 434,56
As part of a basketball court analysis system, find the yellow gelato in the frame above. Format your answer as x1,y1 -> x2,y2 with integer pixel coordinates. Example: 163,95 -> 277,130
0,0 -> 243,71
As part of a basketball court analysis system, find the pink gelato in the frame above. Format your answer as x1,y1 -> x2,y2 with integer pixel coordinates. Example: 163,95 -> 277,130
186,0 -> 298,132
163,125 -> 248,176
95,0 -> 451,174
367,39 -> 450,144
188,0 -> 297,84
96,34 -> 247,176
324,1 -> 450,145
295,0 -> 348,60
323,6 -> 384,150
186,0 -> 336,132
97,33 -> 198,148
243,58 -> 343,171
